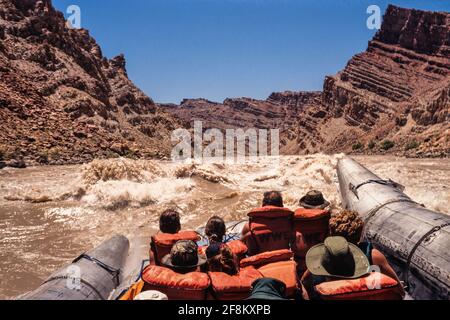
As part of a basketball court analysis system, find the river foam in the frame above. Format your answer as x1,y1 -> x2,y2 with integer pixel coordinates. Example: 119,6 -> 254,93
0,155 -> 448,299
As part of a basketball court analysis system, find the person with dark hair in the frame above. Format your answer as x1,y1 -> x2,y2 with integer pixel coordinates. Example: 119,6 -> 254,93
247,278 -> 288,300
150,209 -> 200,265
204,244 -> 239,276
241,191 -> 295,256
205,216 -> 226,244
292,190 -> 332,275
262,191 -> 284,208
199,216 -> 249,261
159,209 -> 181,234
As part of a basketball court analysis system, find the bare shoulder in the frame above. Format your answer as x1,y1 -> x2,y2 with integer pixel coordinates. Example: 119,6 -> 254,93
371,248 -> 389,265
242,222 -> 250,235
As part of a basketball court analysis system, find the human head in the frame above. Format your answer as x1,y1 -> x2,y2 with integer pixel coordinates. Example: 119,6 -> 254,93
329,210 -> 364,245
262,191 -> 284,208
248,278 -> 287,300
161,240 -> 206,273
159,209 -> 181,234
205,216 -> 226,243
206,244 -> 239,276
299,190 -> 330,209
306,236 -> 370,279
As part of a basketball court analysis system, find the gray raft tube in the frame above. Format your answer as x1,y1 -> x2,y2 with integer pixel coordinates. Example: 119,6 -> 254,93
337,157 -> 450,300
18,221 -> 248,301
19,235 -> 130,300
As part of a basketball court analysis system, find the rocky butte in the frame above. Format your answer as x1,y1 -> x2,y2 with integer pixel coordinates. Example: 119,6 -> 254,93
0,1 -> 449,167
162,5 -> 449,158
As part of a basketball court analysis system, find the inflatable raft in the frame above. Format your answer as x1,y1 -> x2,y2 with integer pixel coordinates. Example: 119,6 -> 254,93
337,157 -> 450,300
19,235 -> 129,300
19,157 -> 449,300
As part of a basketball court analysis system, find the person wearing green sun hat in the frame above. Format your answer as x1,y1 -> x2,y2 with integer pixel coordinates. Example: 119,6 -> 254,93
306,236 -> 370,279
301,236 -> 371,299
161,240 -> 207,274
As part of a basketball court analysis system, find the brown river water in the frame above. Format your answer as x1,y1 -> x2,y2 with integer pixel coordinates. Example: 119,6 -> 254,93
0,155 -> 449,299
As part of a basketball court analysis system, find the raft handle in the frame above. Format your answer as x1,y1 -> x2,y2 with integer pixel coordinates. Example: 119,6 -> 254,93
350,179 -> 405,199
73,254 -> 121,287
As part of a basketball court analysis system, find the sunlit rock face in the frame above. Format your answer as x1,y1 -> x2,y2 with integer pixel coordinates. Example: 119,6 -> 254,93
162,5 -> 450,158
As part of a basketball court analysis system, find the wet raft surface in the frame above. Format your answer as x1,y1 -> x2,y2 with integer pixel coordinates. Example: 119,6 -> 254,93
338,158 -> 450,300
19,235 -> 129,300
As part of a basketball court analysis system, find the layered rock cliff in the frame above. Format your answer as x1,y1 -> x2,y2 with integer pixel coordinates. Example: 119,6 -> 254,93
160,91 -> 321,131
0,2 -> 448,164
163,5 -> 449,157
0,0 -> 182,165
320,5 -> 449,156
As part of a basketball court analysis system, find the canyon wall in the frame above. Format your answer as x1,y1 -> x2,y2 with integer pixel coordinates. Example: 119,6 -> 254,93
0,0 -> 182,165
0,1 -> 448,165
163,5 -> 449,157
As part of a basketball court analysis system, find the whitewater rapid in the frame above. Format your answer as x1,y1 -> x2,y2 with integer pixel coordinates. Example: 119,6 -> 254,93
0,155 -> 448,299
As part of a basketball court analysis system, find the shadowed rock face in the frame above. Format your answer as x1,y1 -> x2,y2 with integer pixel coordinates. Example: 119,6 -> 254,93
162,5 -> 449,157
0,0 -> 182,165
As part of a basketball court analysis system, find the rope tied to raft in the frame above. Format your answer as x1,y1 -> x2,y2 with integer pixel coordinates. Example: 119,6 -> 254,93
349,179 -> 405,199
404,222 -> 450,292
363,198 -> 417,226
73,254 -> 121,287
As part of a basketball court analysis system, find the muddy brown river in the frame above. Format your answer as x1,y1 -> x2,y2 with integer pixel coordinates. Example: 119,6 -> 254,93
0,155 -> 449,299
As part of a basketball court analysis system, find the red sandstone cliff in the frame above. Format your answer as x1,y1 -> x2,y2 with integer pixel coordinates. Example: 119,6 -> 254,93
162,5 -> 449,157
320,4 -> 449,157
0,2 -> 448,165
0,0 -> 182,165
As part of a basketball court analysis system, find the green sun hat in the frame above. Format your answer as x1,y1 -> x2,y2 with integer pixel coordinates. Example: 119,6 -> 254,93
247,278 -> 288,300
306,236 -> 370,279
161,240 -> 207,270
299,190 -> 330,209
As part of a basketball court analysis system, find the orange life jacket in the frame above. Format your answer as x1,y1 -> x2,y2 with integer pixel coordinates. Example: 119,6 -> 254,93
198,240 -> 248,261
293,208 -> 331,273
150,231 -> 200,265
258,260 -> 299,298
247,206 -> 295,255
119,280 -> 145,300
314,272 -> 403,300
208,266 -> 263,300
142,265 -> 210,300
240,249 -> 293,268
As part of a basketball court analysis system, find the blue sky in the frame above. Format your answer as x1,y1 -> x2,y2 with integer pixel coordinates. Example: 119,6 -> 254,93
52,0 -> 450,104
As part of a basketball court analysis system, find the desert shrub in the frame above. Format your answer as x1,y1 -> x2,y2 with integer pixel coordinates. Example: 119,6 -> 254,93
381,140 -> 395,151
368,141 -> 376,150
124,149 -> 139,160
405,140 -> 420,151
48,147 -> 62,160
37,151 -> 49,164
352,142 -> 364,151
104,150 -> 120,159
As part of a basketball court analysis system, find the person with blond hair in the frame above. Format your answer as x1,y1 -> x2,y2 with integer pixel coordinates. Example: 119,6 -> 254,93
328,210 -> 405,298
